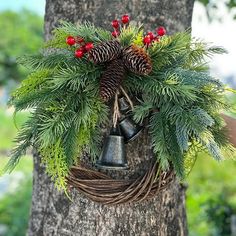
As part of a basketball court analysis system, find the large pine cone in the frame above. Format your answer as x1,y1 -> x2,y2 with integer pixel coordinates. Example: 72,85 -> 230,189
88,40 -> 122,64
100,59 -> 125,102
122,45 -> 152,75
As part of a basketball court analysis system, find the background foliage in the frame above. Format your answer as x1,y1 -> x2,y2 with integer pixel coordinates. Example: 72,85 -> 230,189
0,10 -> 43,87
198,0 -> 236,21
0,9 -> 42,236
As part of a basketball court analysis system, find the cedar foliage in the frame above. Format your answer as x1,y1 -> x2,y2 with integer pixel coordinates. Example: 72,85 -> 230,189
4,21 -> 235,190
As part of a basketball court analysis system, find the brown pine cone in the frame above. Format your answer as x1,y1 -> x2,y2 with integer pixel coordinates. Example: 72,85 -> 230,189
88,40 -> 122,64
100,59 -> 125,102
122,45 -> 152,75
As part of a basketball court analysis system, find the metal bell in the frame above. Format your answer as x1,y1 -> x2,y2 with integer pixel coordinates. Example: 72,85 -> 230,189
118,97 -> 130,112
96,126 -> 128,170
119,117 -> 143,143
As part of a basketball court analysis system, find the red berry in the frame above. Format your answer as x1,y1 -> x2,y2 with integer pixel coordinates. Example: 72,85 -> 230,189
112,19 -> 119,28
74,49 -> 84,58
85,42 -> 94,51
156,26 -> 166,36
147,32 -> 154,40
66,36 -> 76,46
111,30 -> 119,38
143,35 -> 151,45
121,14 -> 129,24
80,45 -> 87,53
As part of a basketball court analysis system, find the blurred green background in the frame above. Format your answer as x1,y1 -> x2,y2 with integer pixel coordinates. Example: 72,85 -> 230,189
0,1 -> 236,236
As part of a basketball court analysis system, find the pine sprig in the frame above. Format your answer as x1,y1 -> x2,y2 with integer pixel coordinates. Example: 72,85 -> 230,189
149,111 -> 171,171
142,75 -> 198,106
17,51 -> 75,70
50,62 -> 102,91
119,24 -> 142,46
40,139 -> 69,191
148,31 -> 192,69
11,69 -> 51,99
3,114 -> 38,173
186,41 -> 227,67
132,30 -> 144,46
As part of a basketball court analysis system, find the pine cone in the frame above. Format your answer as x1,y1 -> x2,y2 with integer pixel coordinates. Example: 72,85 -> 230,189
122,45 -> 152,75
100,59 -> 125,102
88,40 -> 122,64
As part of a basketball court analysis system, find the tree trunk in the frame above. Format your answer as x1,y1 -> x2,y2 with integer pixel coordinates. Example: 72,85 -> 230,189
28,1 -> 194,235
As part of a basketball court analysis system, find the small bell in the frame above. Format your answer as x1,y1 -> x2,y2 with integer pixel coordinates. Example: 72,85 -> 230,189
119,117 -> 143,143
96,126 -> 128,170
118,97 -> 130,112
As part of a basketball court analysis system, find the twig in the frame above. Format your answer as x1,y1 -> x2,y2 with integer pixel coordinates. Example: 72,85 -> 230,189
120,86 -> 134,110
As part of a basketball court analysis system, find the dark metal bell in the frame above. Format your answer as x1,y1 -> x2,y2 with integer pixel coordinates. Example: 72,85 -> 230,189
119,117 -> 143,143
118,97 -> 130,112
96,126 -> 128,170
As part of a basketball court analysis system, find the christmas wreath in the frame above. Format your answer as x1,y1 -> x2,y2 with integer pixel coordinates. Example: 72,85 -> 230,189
4,14 -> 235,198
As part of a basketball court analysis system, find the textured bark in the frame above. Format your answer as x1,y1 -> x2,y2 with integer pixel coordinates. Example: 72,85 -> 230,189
28,1 -> 194,235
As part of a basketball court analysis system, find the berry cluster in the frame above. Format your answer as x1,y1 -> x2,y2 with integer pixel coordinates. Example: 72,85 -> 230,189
111,14 -> 130,38
66,14 -> 166,58
143,26 -> 166,46
66,36 -> 94,58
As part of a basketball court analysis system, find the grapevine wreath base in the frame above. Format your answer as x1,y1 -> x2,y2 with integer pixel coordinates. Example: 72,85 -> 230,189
66,161 -> 174,205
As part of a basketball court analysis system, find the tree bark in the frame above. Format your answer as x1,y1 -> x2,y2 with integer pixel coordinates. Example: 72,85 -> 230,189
28,1 -> 194,235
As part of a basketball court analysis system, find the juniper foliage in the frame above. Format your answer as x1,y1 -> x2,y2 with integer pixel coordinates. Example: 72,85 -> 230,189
4,21 -> 235,189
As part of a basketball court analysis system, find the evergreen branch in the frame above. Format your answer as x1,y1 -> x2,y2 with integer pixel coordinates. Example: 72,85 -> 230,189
62,123 -> 80,166
133,99 -> 153,123
40,139 -> 69,191
187,41 -> 227,65
149,111 -> 170,171
149,111 -> 185,177
167,125 -> 185,177
149,31 -> 191,69
77,21 -> 111,43
119,24 -> 141,46
58,21 -> 79,35
45,21 -> 112,49
198,131 -> 223,160
3,115 -> 38,173
170,67 -> 223,89
176,123 -> 189,153
37,109 -> 75,148
50,62 -> 102,91
17,51 -> 75,70
132,30 -> 144,46
186,62 -> 209,72
10,69 -> 52,101
86,101 -> 109,161
142,75 -> 198,106
11,89 -> 61,111
197,89 -> 228,112
95,27 -> 112,42
184,141 -> 203,176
